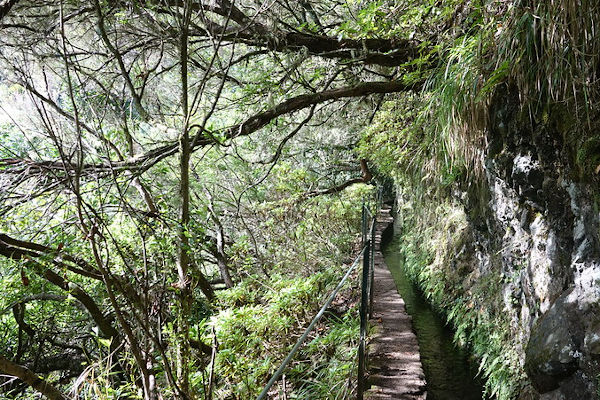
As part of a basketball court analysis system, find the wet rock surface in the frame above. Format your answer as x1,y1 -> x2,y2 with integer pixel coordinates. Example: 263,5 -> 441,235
525,291 -> 579,393
441,85 -> 600,398
486,88 -> 600,398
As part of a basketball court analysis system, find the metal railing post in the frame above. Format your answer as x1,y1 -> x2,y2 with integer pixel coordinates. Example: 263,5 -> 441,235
368,216 -> 376,318
376,186 -> 383,210
357,239 -> 371,400
361,202 -> 366,246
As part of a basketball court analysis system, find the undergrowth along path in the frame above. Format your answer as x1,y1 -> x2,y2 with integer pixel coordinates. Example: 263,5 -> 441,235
365,206 -> 427,400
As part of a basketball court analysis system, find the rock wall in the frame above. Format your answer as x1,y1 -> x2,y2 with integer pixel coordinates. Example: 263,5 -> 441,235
474,86 -> 599,399
482,87 -> 600,399
396,85 -> 600,399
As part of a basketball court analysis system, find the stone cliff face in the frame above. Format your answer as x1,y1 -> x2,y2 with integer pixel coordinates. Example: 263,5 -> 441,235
468,86 -> 599,398
394,85 -> 600,399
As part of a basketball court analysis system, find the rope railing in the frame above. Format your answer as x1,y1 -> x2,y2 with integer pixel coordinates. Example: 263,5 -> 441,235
256,189 -> 383,400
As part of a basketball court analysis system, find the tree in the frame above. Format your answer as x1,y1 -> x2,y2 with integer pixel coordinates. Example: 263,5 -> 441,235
0,0 -> 434,398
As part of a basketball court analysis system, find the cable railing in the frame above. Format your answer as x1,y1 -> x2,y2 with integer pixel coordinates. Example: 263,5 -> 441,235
256,189 -> 383,400
357,188 -> 382,400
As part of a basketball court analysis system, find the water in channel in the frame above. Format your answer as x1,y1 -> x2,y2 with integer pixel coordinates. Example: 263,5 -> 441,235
383,236 -> 486,400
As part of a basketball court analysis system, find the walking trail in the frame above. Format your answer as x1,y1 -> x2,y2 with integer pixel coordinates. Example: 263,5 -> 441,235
364,206 -> 427,400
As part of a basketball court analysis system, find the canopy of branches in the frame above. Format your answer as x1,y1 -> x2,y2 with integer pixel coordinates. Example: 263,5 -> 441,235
1,0 -> 596,398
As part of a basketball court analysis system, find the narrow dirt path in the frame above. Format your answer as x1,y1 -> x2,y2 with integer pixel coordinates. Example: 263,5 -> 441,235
364,206 -> 427,400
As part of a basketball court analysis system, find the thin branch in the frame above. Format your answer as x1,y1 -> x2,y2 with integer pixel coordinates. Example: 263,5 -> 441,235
0,355 -> 68,400
0,237 -> 119,342
304,159 -> 373,198
93,0 -> 149,120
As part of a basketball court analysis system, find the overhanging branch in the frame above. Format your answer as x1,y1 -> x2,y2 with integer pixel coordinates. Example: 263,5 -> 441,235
0,80 -> 419,181
0,355 -> 67,400
305,159 -> 373,198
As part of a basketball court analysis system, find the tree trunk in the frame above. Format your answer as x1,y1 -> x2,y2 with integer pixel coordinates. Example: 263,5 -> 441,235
176,3 -> 193,397
0,355 -> 67,400
215,253 -> 234,288
206,191 -> 234,288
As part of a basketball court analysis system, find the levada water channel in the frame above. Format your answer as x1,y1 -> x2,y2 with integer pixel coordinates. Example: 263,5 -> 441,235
383,236 -> 486,400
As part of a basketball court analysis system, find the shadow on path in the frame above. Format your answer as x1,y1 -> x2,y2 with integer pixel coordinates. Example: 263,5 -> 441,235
365,206 -> 427,400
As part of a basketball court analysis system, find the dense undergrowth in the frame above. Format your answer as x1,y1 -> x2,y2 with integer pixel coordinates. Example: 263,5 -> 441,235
193,184 -> 372,399
206,271 -> 359,399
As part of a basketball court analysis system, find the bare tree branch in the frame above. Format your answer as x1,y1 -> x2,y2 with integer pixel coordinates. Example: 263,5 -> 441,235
305,159 -> 373,198
0,233 -> 103,279
0,236 -> 119,341
0,354 -> 68,400
0,79 -> 420,181
93,0 -> 149,120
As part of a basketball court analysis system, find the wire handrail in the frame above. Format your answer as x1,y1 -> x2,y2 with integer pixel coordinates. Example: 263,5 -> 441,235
256,188 -> 383,400
256,246 -> 366,400
357,195 -> 379,400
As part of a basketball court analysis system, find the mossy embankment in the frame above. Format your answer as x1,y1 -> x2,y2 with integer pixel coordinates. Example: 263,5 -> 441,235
359,2 -> 600,398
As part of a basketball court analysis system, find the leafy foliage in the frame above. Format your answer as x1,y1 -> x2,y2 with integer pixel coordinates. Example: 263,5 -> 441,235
4,0 -> 599,398
359,2 -> 600,400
